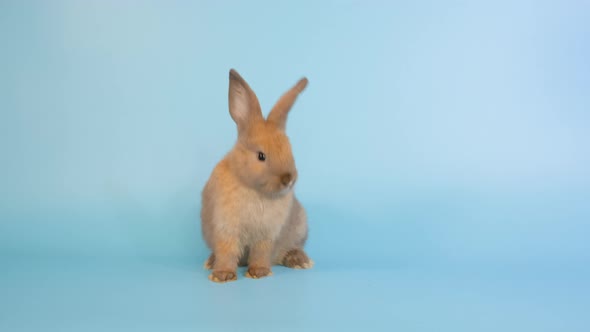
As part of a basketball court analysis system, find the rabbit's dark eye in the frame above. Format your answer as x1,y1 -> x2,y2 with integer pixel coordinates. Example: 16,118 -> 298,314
257,152 -> 266,162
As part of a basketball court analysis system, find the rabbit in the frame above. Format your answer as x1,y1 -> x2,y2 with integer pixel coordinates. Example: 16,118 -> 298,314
201,69 -> 313,282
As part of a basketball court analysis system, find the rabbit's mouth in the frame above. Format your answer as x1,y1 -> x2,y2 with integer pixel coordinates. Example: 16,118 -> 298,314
272,186 -> 293,198
278,182 -> 295,195
259,180 -> 295,197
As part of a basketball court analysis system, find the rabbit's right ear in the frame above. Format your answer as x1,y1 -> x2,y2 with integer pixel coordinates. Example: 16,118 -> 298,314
228,69 -> 263,134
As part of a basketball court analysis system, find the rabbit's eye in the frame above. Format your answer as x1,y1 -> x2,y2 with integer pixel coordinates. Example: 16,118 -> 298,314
257,152 -> 266,162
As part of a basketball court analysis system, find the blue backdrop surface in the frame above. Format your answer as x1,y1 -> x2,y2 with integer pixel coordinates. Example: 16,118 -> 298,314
1,1 -> 589,331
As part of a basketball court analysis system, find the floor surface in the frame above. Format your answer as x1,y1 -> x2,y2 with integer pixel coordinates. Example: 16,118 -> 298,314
2,256 -> 588,332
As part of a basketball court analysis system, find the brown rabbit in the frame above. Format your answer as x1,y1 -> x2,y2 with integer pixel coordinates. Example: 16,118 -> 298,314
201,69 -> 313,282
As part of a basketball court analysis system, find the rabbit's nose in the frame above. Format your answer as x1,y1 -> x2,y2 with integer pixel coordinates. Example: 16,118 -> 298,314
280,173 -> 292,186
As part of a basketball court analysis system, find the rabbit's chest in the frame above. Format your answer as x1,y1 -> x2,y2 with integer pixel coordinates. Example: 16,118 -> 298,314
238,194 -> 293,244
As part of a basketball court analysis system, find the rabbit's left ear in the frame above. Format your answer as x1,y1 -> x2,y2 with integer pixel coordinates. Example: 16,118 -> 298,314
267,77 -> 308,131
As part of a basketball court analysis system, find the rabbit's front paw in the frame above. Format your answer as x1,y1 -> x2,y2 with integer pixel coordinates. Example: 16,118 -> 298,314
245,266 -> 273,279
209,270 -> 237,283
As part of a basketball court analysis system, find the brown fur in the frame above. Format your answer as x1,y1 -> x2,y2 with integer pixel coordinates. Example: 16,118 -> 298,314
201,69 -> 312,283
282,249 -> 314,269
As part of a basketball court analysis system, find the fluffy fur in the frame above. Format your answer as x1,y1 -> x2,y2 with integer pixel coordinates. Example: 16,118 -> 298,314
201,69 -> 313,283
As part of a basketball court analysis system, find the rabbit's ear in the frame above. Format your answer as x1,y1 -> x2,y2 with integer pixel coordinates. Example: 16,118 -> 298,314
228,69 -> 263,133
267,77 -> 308,131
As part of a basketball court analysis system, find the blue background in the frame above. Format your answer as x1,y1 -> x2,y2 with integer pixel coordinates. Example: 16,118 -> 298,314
1,1 -> 589,331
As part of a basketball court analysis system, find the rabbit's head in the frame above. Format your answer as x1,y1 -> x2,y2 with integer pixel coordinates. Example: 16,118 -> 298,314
226,69 -> 308,197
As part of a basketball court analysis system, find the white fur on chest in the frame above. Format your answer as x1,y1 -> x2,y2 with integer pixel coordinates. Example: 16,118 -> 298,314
216,183 -> 293,246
